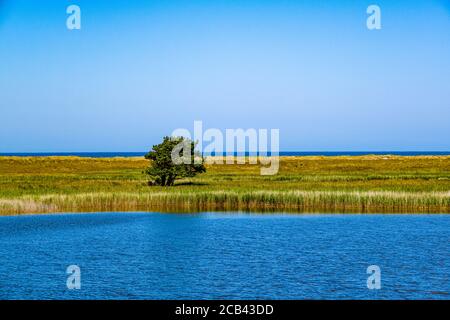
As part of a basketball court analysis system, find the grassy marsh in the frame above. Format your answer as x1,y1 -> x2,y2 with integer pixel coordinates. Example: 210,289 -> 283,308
0,155 -> 449,214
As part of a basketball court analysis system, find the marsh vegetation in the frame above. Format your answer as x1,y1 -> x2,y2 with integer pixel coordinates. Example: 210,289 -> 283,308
0,155 -> 449,214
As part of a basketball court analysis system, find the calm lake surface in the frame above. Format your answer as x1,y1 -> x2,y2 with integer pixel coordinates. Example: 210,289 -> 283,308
0,212 -> 448,300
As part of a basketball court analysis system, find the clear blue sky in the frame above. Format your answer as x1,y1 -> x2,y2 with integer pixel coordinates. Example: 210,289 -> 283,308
1,0 -> 449,152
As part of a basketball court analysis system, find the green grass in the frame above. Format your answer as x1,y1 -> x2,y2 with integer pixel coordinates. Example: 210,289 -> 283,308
0,155 -> 449,214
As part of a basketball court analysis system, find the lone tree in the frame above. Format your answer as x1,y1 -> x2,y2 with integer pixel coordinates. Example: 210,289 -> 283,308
145,136 -> 206,186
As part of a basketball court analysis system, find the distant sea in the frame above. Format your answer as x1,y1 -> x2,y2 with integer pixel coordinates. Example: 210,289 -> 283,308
0,151 -> 449,157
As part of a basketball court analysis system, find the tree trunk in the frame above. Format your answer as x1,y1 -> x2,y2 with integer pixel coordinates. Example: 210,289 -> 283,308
167,175 -> 176,186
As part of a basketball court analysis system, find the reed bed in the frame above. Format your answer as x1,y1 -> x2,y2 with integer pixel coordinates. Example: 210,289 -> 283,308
1,190 -> 449,215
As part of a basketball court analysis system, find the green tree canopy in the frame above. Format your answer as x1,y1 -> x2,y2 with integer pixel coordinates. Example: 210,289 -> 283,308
145,136 -> 206,186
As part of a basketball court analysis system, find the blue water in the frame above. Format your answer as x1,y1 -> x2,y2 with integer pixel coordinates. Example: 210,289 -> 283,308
1,151 -> 450,157
0,213 -> 448,300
